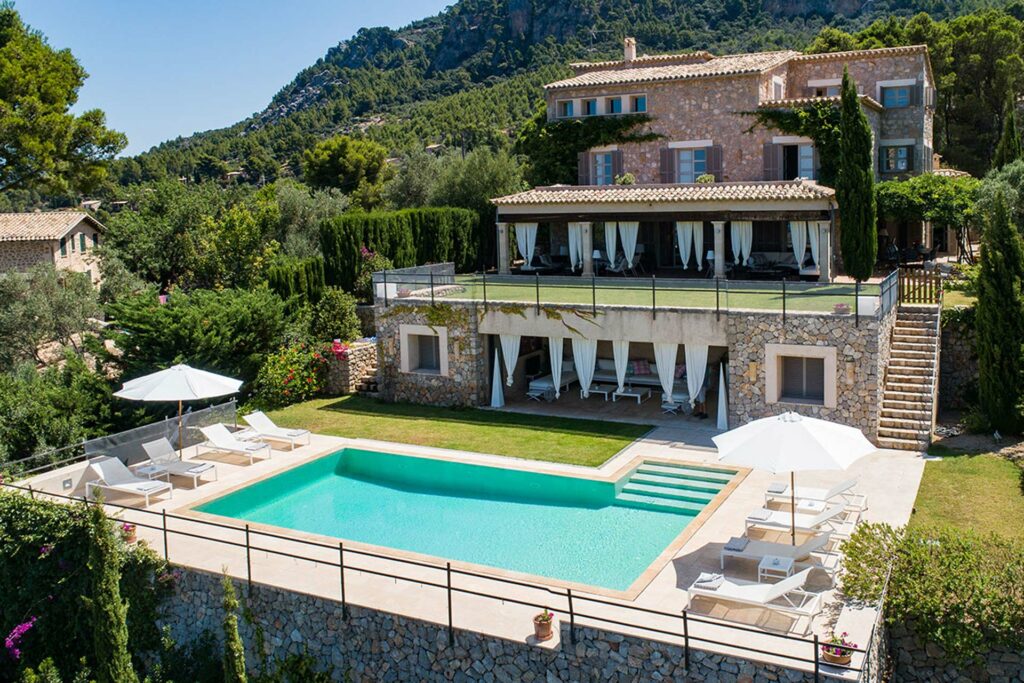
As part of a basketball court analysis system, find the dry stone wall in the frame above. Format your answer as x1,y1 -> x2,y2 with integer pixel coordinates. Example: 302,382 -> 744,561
938,313 -> 977,411
0,241 -> 53,272
889,624 -> 1024,682
324,342 -> 377,396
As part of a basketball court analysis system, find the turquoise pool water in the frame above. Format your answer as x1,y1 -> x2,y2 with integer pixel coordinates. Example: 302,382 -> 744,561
196,448 -> 734,591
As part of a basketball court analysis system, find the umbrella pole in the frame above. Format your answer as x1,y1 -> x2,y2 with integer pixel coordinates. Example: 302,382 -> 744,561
790,472 -> 796,546
178,399 -> 183,458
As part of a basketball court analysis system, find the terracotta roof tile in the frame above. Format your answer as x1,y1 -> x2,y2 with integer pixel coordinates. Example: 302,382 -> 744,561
930,168 -> 972,178
789,45 -> 929,63
0,212 -> 102,242
492,180 -> 835,206
759,94 -> 883,111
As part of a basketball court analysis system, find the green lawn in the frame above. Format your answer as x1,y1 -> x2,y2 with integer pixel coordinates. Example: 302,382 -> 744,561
266,396 -> 651,467
911,448 -> 1024,540
942,290 -> 977,309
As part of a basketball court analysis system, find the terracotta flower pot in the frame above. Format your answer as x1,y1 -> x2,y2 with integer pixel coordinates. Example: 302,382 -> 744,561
124,530 -> 137,544
533,614 -> 553,642
822,649 -> 852,665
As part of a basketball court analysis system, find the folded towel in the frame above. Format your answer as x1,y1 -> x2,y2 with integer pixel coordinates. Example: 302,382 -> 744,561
243,443 -> 265,451
724,536 -> 749,552
187,463 -> 214,474
767,481 -> 788,495
694,572 -> 724,589
136,482 -> 165,492
747,508 -> 772,521
285,429 -> 306,437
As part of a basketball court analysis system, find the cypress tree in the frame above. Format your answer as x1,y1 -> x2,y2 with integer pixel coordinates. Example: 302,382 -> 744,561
976,192 -> 1024,433
82,503 -> 138,683
221,573 -> 247,683
993,94 -> 1023,170
837,67 -> 877,281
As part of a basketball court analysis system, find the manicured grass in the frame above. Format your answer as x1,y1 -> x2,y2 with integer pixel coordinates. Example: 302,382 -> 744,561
911,449 -> 1024,540
942,290 -> 977,309
266,396 -> 651,467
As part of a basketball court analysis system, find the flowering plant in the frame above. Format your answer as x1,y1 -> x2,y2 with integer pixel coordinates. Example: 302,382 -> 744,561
331,339 -> 350,361
120,522 -> 136,535
821,631 -> 857,658
5,617 -> 37,661
534,608 -> 554,624
253,343 -> 329,409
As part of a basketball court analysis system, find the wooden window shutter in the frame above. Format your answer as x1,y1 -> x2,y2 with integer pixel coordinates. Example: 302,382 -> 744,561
763,142 -> 779,181
707,145 -> 723,181
906,145 -> 915,172
577,152 -> 591,185
611,150 -> 624,180
812,147 -> 820,179
911,83 -> 923,106
659,148 -> 676,183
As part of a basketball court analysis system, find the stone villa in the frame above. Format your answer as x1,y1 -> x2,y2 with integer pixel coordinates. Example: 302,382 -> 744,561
372,41 -> 943,451
0,211 -> 105,285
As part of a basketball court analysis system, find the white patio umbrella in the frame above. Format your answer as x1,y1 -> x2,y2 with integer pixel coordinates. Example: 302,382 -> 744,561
712,412 -> 875,545
114,364 -> 243,455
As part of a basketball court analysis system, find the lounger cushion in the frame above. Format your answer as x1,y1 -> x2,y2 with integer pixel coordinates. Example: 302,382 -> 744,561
747,508 -> 771,521
694,572 -> 724,589
724,537 -> 749,552
767,481 -> 788,495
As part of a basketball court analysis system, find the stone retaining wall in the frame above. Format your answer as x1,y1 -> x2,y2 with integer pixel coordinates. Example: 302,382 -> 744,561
324,342 -> 377,396
889,624 -> 1023,682
939,314 -> 976,411
161,568 -> 825,683
354,305 -> 376,338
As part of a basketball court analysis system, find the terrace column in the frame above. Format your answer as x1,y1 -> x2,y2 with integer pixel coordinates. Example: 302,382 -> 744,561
497,222 -> 510,275
817,220 -> 832,283
712,221 -> 726,279
580,222 -> 594,276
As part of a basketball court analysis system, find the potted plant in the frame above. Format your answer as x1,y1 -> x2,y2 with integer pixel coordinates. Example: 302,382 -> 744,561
120,522 -> 137,544
833,302 -> 851,315
533,608 -> 554,641
821,631 -> 857,665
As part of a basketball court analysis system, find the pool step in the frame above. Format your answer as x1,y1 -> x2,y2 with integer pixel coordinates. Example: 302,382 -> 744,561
630,472 -> 724,495
621,482 -> 717,505
615,492 -> 705,516
614,461 -> 736,515
635,463 -> 734,486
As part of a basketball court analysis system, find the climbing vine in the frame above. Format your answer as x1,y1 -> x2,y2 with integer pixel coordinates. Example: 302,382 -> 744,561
381,303 -> 471,331
744,101 -> 842,187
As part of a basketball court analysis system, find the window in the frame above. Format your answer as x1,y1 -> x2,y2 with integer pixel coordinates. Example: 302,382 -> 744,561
558,100 -> 574,118
399,324 -> 449,376
583,99 -> 598,116
92,233 -> 99,247
415,335 -> 440,372
607,97 -> 622,114
631,95 -> 646,113
59,237 -> 67,257
881,145 -> 913,173
780,356 -> 825,403
782,143 -> 815,180
798,144 -> 815,179
814,85 -> 840,97
593,152 -> 615,185
79,233 -> 87,251
676,148 -> 707,183
881,86 -> 911,108
773,80 -> 784,100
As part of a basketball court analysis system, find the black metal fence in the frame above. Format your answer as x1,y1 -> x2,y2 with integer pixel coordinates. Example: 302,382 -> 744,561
2,482 -> 886,682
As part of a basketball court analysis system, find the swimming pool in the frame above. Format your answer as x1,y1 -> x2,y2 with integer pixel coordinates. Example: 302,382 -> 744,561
195,448 -> 737,591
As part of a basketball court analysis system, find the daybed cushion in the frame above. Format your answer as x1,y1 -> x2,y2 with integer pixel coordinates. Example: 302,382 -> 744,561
596,358 -> 616,371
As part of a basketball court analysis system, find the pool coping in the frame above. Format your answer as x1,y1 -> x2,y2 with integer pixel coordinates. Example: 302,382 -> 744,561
181,438 -> 749,601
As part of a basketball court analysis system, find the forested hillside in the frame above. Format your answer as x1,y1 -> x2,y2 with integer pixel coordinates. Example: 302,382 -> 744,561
113,0 -> 1015,185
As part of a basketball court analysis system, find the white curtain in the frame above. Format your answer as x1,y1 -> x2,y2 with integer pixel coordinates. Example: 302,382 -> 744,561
612,339 -> 630,393
604,222 -> 618,263
730,221 -> 753,265
684,344 -> 709,408
716,364 -> 728,430
490,350 -> 504,408
515,223 -> 538,270
653,343 -> 678,401
808,221 -> 822,268
789,221 -> 807,266
571,338 -> 598,398
675,222 -> 693,269
693,222 -> 704,270
568,223 -> 583,271
618,221 -> 639,268
548,336 -> 564,399
499,334 -> 520,387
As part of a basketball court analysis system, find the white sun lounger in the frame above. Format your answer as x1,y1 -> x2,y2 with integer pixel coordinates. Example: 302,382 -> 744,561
141,438 -> 217,486
764,478 -> 867,511
199,424 -> 272,463
720,533 -> 841,579
686,568 -> 821,633
240,411 -> 311,450
86,456 -> 173,506
744,503 -> 853,536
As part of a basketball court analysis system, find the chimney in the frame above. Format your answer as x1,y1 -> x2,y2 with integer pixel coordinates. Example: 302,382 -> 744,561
624,37 -> 637,62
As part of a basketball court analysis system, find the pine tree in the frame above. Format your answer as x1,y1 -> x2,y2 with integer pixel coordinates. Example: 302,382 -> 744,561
82,503 -> 138,683
976,192 -> 1024,433
993,94 -> 1023,170
837,68 -> 878,281
221,573 -> 247,683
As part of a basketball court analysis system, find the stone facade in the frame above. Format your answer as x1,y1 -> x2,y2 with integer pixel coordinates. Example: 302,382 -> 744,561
0,240 -> 54,272
939,314 -> 977,411
889,623 -> 1024,682
324,342 -> 377,396
0,222 -> 103,285
161,568 -> 826,683
374,300 -> 488,407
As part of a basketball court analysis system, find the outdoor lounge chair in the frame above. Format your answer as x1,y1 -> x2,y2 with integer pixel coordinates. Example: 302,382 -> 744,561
744,503 -> 853,536
141,438 -> 218,486
240,411 -> 311,450
686,568 -> 821,634
764,478 -> 867,511
86,456 -> 173,506
199,424 -> 272,463
720,533 -> 841,579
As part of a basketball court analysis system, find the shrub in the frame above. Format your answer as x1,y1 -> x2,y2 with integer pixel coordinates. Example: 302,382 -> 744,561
266,257 -> 325,305
251,345 -> 328,409
309,288 -> 360,343
352,248 -> 393,303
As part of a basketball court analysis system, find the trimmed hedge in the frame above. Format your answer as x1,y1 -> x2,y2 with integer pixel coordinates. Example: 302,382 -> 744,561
320,207 -> 479,291
267,256 -> 325,304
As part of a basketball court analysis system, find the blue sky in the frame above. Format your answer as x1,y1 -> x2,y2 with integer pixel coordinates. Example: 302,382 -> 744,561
19,1 -> 450,155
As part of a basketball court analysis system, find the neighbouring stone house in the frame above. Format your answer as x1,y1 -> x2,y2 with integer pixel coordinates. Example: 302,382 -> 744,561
0,211 -> 106,286
373,41 -> 943,451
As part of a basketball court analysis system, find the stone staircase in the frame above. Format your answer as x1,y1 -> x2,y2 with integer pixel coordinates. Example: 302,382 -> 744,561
355,362 -> 380,398
878,305 -> 941,451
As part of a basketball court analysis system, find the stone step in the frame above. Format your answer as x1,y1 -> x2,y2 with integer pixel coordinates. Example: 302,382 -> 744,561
878,425 -> 932,440
888,357 -> 934,368
621,482 -> 717,505
894,327 -> 938,338
892,340 -> 935,349
885,374 -> 934,386
629,473 -> 725,495
886,365 -> 935,377
881,404 -> 931,417
357,390 -> 381,399
878,435 -> 929,451
897,311 -> 940,320
614,493 -> 706,515
879,416 -> 932,430
883,390 -> 932,403
889,348 -> 935,358
892,332 -> 937,343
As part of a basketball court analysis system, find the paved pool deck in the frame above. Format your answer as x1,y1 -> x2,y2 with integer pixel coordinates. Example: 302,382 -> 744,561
22,426 -> 925,679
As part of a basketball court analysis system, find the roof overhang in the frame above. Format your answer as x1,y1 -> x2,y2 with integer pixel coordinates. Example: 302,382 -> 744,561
0,212 -> 105,243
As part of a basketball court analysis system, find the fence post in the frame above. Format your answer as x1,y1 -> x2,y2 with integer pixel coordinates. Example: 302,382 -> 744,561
855,281 -> 860,327
715,277 -> 720,320
382,270 -> 389,307
535,272 -> 541,314
430,271 -> 435,307
813,634 -> 820,683
245,524 -> 252,589
782,279 -> 787,324
651,275 -> 657,319
338,542 -> 348,620
567,588 -> 576,644
482,271 -> 487,311
162,509 -> 168,560
682,609 -> 691,671
591,274 -> 596,314
446,562 -> 455,647
27,484 -> 33,499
